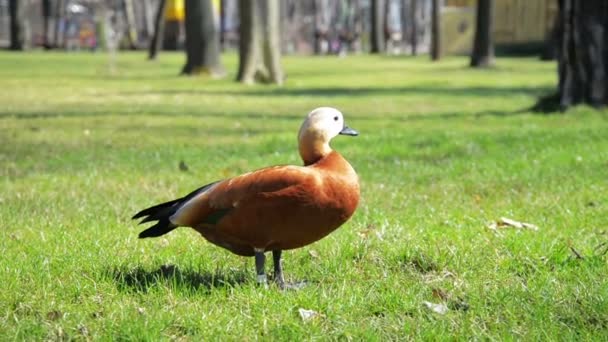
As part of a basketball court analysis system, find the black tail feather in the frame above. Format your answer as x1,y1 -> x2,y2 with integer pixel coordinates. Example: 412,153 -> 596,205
132,198 -> 181,220
132,180 -> 221,239
133,196 -> 183,239
138,219 -> 177,238
137,205 -> 178,224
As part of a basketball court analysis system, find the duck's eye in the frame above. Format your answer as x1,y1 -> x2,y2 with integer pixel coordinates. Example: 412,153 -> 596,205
333,116 -> 339,121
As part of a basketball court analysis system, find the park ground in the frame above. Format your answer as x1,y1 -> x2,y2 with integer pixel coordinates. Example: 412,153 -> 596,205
0,51 -> 607,340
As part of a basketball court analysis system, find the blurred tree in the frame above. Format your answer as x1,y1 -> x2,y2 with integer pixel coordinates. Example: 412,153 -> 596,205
148,0 -> 167,60
219,0 -> 226,50
236,0 -> 283,85
339,0 -> 363,55
470,0 -> 494,67
430,0 -> 441,60
400,0 -> 408,52
537,0 -> 608,110
141,0 -> 155,39
182,0 -> 224,76
53,0 -> 65,48
42,0 -> 52,49
237,0 -> 258,81
279,0 -> 292,53
123,0 -> 138,49
410,0 -> 417,55
370,0 -> 385,53
9,0 -> 25,50
314,0 -> 331,54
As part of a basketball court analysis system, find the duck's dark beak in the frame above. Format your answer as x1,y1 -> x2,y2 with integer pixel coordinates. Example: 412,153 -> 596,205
339,125 -> 358,136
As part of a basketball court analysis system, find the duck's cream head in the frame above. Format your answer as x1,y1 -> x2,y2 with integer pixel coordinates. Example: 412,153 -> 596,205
298,107 -> 358,165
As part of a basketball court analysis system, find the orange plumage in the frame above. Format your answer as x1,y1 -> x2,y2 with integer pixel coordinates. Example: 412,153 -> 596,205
133,107 -> 359,287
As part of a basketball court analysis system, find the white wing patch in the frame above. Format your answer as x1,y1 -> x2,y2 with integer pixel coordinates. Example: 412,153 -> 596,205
169,182 -> 219,225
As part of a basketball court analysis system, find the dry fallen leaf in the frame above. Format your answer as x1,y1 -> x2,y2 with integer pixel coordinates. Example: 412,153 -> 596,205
594,242 -> 608,256
423,301 -> 448,315
432,288 -> 449,301
298,308 -> 323,322
488,217 -> 539,231
78,323 -> 89,337
46,310 -> 63,321
308,249 -> 319,259
430,288 -> 470,312
357,229 -> 371,239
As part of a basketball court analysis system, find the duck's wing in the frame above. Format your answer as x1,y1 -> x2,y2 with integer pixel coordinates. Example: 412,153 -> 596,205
132,181 -> 220,222
133,181 -> 221,238
167,165 -> 317,228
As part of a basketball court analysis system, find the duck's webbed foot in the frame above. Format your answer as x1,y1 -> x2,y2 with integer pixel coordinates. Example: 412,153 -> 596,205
272,250 -> 307,290
254,249 -> 306,290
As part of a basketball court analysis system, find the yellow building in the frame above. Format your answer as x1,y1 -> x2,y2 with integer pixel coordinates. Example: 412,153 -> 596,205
165,0 -> 221,22
442,0 -> 558,54
165,0 -> 185,21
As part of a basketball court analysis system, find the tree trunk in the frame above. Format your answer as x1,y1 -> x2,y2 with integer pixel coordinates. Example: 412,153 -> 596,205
410,0 -> 417,55
95,11 -> 107,51
470,0 -> 495,67
260,0 -> 283,84
430,0 -> 441,60
236,0 -> 283,85
342,0 -> 362,54
42,0 -> 52,49
182,0 -> 224,76
9,0 -> 25,50
314,0 -> 330,55
400,0 -> 408,53
123,0 -> 138,49
53,0 -> 65,48
220,0 -> 226,51
148,0 -> 167,60
142,0 -> 155,39
370,0 -> 385,53
279,0 -> 292,54
556,0 -> 608,109
237,0 -> 260,83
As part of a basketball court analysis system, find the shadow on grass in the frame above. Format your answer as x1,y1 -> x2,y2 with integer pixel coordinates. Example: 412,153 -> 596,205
110,264 -> 248,293
0,108 -> 303,121
0,107 -> 534,122
0,82 -> 555,121
117,85 -> 554,99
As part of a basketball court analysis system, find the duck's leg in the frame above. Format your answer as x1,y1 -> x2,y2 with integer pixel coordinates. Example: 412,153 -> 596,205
272,249 -> 306,290
272,250 -> 285,288
254,248 -> 267,287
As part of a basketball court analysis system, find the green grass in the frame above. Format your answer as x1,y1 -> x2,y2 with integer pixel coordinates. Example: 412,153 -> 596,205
1,51 -> 607,340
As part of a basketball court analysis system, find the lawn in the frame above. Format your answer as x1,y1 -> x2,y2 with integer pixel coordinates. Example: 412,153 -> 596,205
1,51 -> 607,340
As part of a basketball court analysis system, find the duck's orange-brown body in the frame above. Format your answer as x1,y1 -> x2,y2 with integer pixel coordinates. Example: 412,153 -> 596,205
134,107 -> 359,286
170,151 -> 359,256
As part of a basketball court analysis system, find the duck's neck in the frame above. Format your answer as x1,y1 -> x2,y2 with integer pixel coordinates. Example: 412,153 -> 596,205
299,138 -> 332,166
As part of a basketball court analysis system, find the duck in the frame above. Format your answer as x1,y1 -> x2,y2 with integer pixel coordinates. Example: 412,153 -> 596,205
132,107 -> 360,288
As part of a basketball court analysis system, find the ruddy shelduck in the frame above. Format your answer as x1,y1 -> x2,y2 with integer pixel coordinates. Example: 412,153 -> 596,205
133,107 -> 359,288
